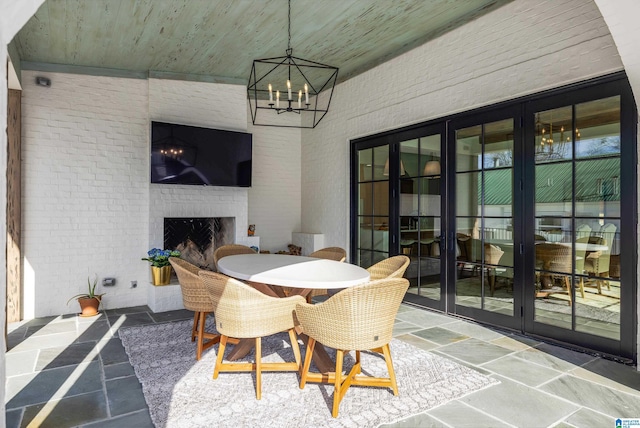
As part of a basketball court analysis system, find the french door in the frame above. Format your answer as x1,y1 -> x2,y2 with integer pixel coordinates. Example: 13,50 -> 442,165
448,107 -> 522,330
352,124 -> 447,312
521,79 -> 636,358
351,74 -> 636,360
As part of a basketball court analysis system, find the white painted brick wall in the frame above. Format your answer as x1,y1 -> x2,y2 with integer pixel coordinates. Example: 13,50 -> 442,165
22,71 -> 150,317
301,0 -> 624,259
148,184 -> 248,253
247,110 -> 302,252
149,79 -> 247,132
148,78 -> 250,278
148,80 -> 302,255
21,74 -> 302,316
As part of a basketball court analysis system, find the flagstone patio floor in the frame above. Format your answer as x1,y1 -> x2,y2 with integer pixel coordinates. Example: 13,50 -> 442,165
5,304 -> 640,427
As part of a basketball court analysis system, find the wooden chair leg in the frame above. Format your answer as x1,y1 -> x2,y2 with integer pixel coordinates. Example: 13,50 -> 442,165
579,277 -> 585,299
382,344 -> 399,396
332,349 -> 344,418
299,338 -> 316,388
489,269 -> 496,296
191,312 -> 199,342
300,342 -> 400,418
255,337 -> 262,400
196,311 -> 207,360
288,329 -> 301,368
565,277 -> 572,306
213,335 -> 227,379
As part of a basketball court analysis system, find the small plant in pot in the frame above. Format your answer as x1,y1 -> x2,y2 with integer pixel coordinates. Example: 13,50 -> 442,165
67,275 -> 105,317
142,248 -> 181,285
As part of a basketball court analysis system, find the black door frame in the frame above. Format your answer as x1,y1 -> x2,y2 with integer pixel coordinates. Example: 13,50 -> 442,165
351,123 -> 448,312
522,78 -> 637,358
349,72 -> 637,360
447,105 -> 524,331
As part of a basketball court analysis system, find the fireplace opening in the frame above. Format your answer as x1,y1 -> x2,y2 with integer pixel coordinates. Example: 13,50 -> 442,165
164,217 -> 235,271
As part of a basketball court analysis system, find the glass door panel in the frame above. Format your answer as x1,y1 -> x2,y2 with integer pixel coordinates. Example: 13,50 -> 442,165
455,119 -> 515,315
574,94 -> 621,340
534,106 -> 573,163
356,146 -> 389,267
400,134 -> 441,301
352,76 -> 634,360
533,96 -> 621,340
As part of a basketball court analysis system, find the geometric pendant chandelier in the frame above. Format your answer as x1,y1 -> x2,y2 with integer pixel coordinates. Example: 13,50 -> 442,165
247,0 -> 338,128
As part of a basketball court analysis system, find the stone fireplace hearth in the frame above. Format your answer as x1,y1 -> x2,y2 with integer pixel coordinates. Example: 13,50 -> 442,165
164,217 -> 235,270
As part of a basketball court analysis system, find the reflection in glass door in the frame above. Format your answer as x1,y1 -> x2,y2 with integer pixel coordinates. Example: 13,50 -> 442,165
399,134 -> 441,302
532,96 -> 621,341
356,145 -> 389,267
454,119 -> 516,317
351,75 -> 635,360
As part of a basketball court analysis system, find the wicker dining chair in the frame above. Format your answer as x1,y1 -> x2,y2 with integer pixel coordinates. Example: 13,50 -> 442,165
306,247 -> 347,302
484,243 -> 505,296
169,257 -> 221,360
584,230 -> 614,294
198,270 -> 305,400
535,243 -> 573,305
326,255 -> 409,299
213,244 -> 256,270
309,247 -> 347,262
296,277 -> 410,418
575,237 -> 589,298
366,255 -> 410,280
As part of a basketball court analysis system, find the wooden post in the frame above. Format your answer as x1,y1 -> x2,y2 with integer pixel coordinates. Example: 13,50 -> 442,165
7,88 -> 21,324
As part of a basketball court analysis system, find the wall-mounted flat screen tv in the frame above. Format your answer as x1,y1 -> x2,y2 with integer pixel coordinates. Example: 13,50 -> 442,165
151,121 -> 252,187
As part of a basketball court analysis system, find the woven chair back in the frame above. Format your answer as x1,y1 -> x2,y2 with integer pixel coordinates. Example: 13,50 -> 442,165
169,257 -> 215,313
575,237 -> 589,272
456,233 -> 470,260
535,243 -> 572,274
213,244 -> 256,270
295,278 -> 409,351
484,244 -> 504,265
367,255 -> 410,280
576,224 -> 592,239
309,247 -> 346,262
600,223 -> 617,245
585,234 -> 611,275
199,271 -> 304,339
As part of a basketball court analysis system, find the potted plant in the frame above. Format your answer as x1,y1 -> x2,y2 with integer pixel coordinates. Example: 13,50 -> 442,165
67,275 -> 104,317
142,248 -> 181,285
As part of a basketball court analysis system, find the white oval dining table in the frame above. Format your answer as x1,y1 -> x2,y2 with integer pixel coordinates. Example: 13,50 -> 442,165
216,253 -> 370,372
216,253 -> 370,290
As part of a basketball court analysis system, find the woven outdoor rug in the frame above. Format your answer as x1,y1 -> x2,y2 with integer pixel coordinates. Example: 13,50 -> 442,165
119,319 -> 498,428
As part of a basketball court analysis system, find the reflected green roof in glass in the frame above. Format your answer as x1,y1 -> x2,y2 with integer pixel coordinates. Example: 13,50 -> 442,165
482,157 -> 620,205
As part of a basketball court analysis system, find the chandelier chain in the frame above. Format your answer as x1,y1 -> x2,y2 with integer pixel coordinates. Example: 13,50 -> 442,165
287,0 -> 291,51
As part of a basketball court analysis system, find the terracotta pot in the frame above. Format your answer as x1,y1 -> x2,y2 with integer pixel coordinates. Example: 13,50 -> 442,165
77,296 -> 101,317
151,265 -> 172,286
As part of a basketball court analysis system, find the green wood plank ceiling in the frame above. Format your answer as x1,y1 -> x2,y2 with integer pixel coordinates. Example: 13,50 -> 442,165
12,0 -> 511,84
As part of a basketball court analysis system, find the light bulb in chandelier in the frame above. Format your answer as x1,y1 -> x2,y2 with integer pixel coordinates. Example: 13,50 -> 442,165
267,78 -> 311,113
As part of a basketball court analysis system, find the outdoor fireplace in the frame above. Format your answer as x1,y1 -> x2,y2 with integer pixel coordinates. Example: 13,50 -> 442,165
164,217 -> 235,270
